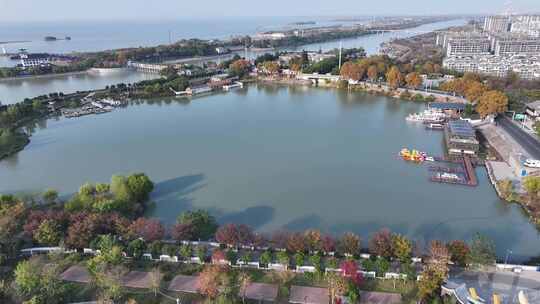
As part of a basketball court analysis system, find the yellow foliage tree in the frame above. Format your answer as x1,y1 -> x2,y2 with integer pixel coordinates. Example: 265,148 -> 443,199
476,90 -> 508,118
405,72 -> 423,89
385,66 -> 403,89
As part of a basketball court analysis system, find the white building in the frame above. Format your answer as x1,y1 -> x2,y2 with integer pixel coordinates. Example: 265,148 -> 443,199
511,15 -> 540,37
20,54 -> 50,68
443,55 -> 540,80
483,16 -> 512,33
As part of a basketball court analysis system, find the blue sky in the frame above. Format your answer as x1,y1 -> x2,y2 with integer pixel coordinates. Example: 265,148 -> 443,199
0,0 -> 538,22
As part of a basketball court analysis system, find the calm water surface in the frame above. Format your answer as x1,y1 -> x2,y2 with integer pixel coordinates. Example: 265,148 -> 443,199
0,85 -> 538,260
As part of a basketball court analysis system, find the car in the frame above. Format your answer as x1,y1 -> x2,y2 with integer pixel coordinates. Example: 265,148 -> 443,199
524,159 -> 540,168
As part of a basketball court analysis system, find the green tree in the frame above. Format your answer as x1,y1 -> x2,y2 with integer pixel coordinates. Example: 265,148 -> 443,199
34,219 -> 62,246
259,251 -> 272,267
392,234 -> 412,263
523,176 -> 540,203
469,233 -> 496,268
14,257 -> 66,304
177,210 -> 218,240
42,189 -> 58,204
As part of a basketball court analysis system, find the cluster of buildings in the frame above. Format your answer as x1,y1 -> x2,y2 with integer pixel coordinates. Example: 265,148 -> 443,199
440,15 -> 540,80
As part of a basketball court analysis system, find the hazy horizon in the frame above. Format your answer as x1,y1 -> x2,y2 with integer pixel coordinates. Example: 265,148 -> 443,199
0,0 -> 538,23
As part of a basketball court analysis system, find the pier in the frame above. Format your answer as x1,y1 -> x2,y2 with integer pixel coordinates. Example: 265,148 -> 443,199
428,155 -> 478,187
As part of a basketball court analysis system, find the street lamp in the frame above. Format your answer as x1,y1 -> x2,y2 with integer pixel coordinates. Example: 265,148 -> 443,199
504,250 -> 513,270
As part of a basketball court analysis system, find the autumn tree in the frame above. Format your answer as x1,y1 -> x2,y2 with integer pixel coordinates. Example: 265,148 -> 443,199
385,66 -> 403,89
326,272 -> 347,304
238,271 -> 252,304
338,232 -> 361,256
127,218 -> 164,242
417,240 -> 450,301
304,229 -> 323,252
171,222 -> 194,241
197,265 -> 229,299
216,223 -> 254,247
476,90 -> 508,118
322,234 -> 336,253
340,62 -> 364,81
34,219 -> 62,246
369,228 -> 394,259
447,240 -> 470,267
229,59 -> 251,78
405,72 -> 423,89
464,81 -> 488,102
392,234 -> 412,263
367,65 -> 378,82
287,232 -> 307,253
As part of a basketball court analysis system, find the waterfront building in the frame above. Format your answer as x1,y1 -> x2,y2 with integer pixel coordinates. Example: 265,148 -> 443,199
444,120 -> 479,157
253,32 -> 288,40
20,53 -> 50,68
483,16 -> 512,33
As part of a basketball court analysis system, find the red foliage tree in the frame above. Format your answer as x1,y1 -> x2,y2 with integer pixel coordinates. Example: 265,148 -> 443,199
197,265 -> 227,298
340,260 -> 363,286
128,218 -> 165,242
24,210 -> 69,239
287,232 -> 307,253
322,234 -> 336,253
215,223 -> 239,246
236,224 -> 254,245
171,222 -> 195,241
252,233 -> 268,248
271,230 -> 290,249
304,229 -> 322,252
369,228 -> 394,258
212,249 -> 227,264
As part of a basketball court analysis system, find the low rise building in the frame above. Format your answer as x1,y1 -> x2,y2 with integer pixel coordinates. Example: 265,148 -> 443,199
444,120 -> 479,157
525,101 -> 540,122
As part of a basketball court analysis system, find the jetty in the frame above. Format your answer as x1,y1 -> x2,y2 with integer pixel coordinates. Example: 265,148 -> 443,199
429,155 -> 478,187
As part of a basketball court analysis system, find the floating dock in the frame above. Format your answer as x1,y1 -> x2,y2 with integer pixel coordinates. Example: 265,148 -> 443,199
429,155 -> 478,187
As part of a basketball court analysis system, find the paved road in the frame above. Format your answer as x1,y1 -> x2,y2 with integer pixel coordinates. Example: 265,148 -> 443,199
497,116 -> 540,160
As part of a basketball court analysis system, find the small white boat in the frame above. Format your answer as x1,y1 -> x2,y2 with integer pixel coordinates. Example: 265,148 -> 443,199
524,159 -> 540,168
425,157 -> 435,162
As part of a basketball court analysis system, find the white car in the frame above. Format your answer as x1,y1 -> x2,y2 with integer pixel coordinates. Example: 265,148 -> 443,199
524,159 -> 540,168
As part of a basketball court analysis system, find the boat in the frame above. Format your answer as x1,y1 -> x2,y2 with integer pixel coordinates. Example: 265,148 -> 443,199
524,159 -> 540,168
425,123 -> 444,130
399,148 -> 429,162
406,109 -> 447,122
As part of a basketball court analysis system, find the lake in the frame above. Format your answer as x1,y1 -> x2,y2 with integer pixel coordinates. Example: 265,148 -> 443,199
1,85 -> 538,260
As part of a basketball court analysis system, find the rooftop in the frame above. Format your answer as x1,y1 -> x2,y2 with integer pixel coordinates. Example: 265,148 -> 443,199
527,100 -> 540,110
448,120 -> 476,138
429,102 -> 467,111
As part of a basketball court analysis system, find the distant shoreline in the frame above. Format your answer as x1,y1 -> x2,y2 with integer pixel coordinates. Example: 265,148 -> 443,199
0,40 -> 31,45
0,70 -> 89,82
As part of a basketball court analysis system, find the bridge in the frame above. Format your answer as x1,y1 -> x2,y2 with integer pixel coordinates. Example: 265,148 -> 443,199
127,61 -> 168,74
296,73 -> 341,84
